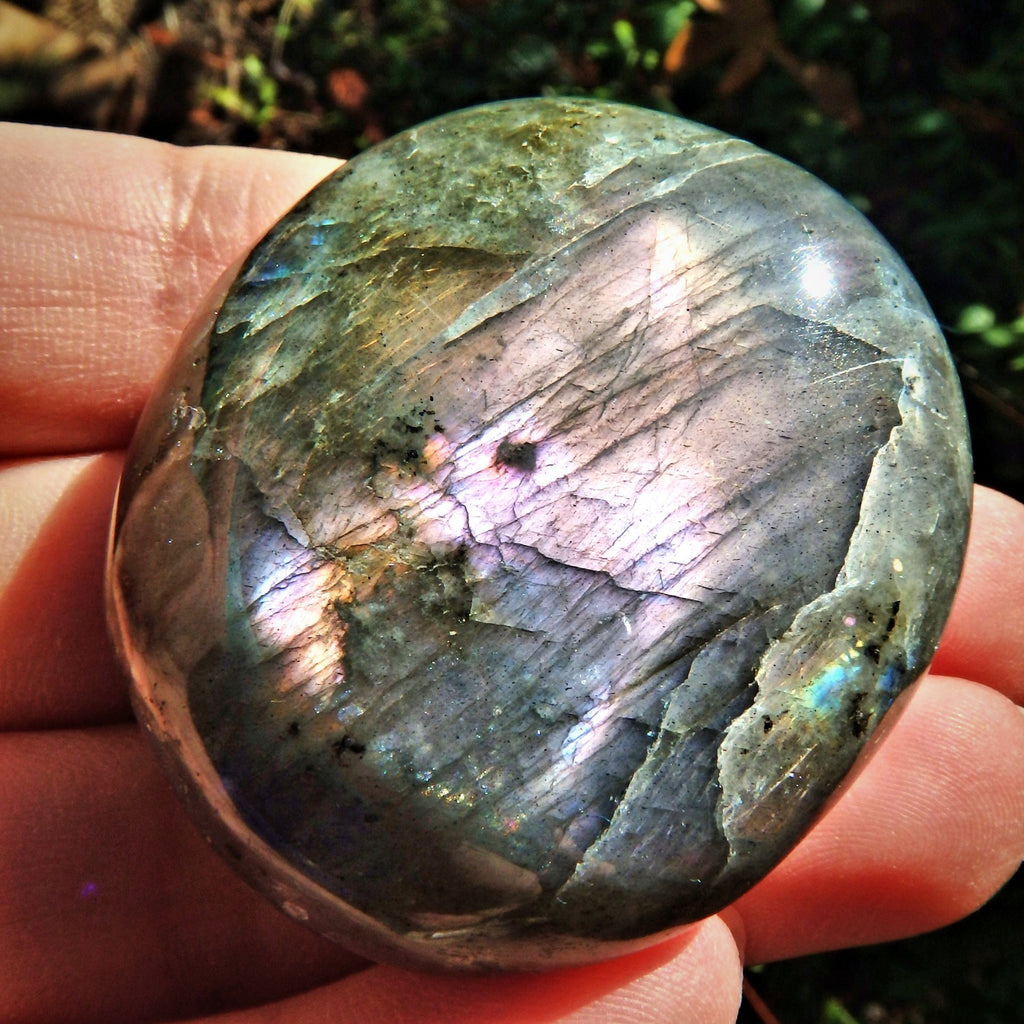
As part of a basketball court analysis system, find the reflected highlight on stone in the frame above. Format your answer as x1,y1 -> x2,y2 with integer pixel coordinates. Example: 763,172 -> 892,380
107,98 -> 972,971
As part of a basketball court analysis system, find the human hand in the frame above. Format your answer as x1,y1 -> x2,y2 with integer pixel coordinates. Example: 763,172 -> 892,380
2,122 -> 1022,1024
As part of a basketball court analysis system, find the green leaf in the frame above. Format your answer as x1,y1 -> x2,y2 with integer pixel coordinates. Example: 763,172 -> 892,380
958,304 -> 997,333
982,326 -> 1016,349
822,996 -> 861,1024
613,19 -> 637,54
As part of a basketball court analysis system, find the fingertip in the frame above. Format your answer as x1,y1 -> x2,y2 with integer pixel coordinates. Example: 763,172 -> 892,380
559,918 -> 743,1024
0,453 -> 131,728
0,125 -> 339,455
736,675 -> 1024,963
931,485 -> 1024,700
202,920 -> 743,1024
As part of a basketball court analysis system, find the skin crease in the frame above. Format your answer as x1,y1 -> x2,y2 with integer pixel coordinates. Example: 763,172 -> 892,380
0,123 -> 1022,1024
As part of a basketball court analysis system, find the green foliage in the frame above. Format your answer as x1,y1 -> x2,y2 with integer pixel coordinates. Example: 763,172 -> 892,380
205,54 -> 280,127
957,304 -> 1024,358
821,998 -> 861,1024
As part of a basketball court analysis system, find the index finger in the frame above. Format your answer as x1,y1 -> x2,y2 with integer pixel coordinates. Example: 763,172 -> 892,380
0,122 -> 338,457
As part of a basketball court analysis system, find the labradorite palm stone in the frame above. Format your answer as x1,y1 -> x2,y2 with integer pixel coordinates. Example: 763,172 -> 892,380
109,98 -> 971,970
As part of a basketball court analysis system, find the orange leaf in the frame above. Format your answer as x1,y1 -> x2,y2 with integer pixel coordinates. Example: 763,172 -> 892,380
328,67 -> 369,112
664,20 -> 737,75
663,22 -> 693,74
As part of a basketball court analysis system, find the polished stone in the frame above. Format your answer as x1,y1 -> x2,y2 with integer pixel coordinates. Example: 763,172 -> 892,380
107,98 -> 972,971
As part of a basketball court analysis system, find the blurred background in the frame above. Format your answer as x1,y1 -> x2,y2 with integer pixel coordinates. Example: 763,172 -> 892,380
1,1 -> 1021,1020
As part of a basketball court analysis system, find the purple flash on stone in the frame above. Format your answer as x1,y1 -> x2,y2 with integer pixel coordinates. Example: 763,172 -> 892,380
107,98 -> 971,971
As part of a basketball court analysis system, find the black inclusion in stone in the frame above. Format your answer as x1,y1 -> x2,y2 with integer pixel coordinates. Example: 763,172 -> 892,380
496,438 -> 537,471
